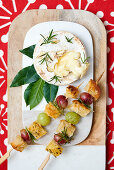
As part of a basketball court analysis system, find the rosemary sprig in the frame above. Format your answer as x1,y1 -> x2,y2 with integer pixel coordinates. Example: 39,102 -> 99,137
38,52 -> 52,66
25,127 -> 36,142
48,75 -> 61,84
51,100 -> 64,114
81,52 -> 90,64
65,36 -> 74,43
78,98 -> 91,109
40,29 -> 57,46
57,127 -> 73,144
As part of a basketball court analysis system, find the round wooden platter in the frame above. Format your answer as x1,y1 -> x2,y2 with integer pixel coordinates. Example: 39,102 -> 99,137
8,9 -> 107,145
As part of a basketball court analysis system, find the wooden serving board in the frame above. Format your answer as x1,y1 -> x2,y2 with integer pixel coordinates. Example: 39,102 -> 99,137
8,9 -> 107,145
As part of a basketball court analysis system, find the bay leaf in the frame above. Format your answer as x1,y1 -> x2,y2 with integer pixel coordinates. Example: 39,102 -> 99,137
19,45 -> 36,58
10,65 -> 39,87
43,82 -> 58,103
24,83 -> 34,106
29,79 -> 44,110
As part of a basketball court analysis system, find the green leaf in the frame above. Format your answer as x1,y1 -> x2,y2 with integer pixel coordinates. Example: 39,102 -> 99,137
43,82 -> 58,103
19,45 -> 36,58
29,79 -> 44,109
10,65 -> 40,87
24,83 -> 34,106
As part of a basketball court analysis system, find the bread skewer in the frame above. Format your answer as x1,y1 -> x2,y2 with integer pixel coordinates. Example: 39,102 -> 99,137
0,121 -> 47,165
68,72 -> 104,116
0,94 -> 68,164
0,73 -> 104,166
38,120 -> 76,169
38,73 -> 104,168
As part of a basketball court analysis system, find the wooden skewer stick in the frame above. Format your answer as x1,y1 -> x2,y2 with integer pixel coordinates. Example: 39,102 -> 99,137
77,81 -> 84,88
0,148 -> 13,165
38,153 -> 51,170
96,71 -> 105,85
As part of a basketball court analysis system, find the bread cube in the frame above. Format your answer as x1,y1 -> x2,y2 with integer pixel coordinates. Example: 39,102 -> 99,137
11,135 -> 27,152
69,100 -> 91,117
28,121 -> 47,140
66,85 -> 79,99
84,79 -> 101,101
46,140 -> 63,157
45,102 -> 61,119
56,120 -> 76,137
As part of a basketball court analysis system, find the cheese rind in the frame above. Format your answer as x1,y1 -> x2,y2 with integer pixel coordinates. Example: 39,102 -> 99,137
46,139 -> 63,157
28,121 -> 47,139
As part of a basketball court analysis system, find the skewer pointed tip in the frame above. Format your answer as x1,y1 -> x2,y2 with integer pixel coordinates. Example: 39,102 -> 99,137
96,71 -> 105,84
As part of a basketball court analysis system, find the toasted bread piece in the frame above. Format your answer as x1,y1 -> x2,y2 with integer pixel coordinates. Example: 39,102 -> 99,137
45,102 -> 61,119
84,79 -> 101,101
66,85 -> 79,98
68,100 -> 91,117
46,139 -> 63,157
11,135 -> 27,152
56,120 -> 76,137
28,121 -> 47,140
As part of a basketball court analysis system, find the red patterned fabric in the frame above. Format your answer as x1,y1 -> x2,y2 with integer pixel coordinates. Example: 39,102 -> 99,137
0,0 -> 114,169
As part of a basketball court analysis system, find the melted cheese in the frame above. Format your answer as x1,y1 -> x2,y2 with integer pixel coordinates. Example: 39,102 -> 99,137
54,51 -> 85,78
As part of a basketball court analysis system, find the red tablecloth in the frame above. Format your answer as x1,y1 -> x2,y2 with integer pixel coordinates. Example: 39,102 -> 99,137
0,0 -> 114,169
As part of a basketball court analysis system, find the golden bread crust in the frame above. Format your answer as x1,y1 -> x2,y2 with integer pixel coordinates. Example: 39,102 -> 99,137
56,120 -> 76,137
28,121 -> 47,139
45,102 -> 61,119
69,100 -> 91,117
84,79 -> 101,101
11,135 -> 27,152
46,139 -> 63,157
66,85 -> 79,98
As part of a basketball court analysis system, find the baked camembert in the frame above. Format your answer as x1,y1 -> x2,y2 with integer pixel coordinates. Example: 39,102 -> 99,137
33,30 -> 89,85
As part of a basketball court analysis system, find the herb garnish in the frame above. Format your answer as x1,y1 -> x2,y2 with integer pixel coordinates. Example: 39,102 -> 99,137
78,98 -> 91,109
40,29 -> 57,46
81,53 -> 90,64
26,127 -> 36,142
48,75 -> 61,84
39,52 -> 53,66
65,36 -> 74,43
52,100 -> 64,114
57,127 -> 73,144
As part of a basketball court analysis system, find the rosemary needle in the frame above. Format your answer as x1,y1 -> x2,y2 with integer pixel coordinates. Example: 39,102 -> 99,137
48,75 -> 61,84
81,52 -> 90,64
38,52 -> 52,66
40,29 -> 57,46
65,36 -> 74,43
